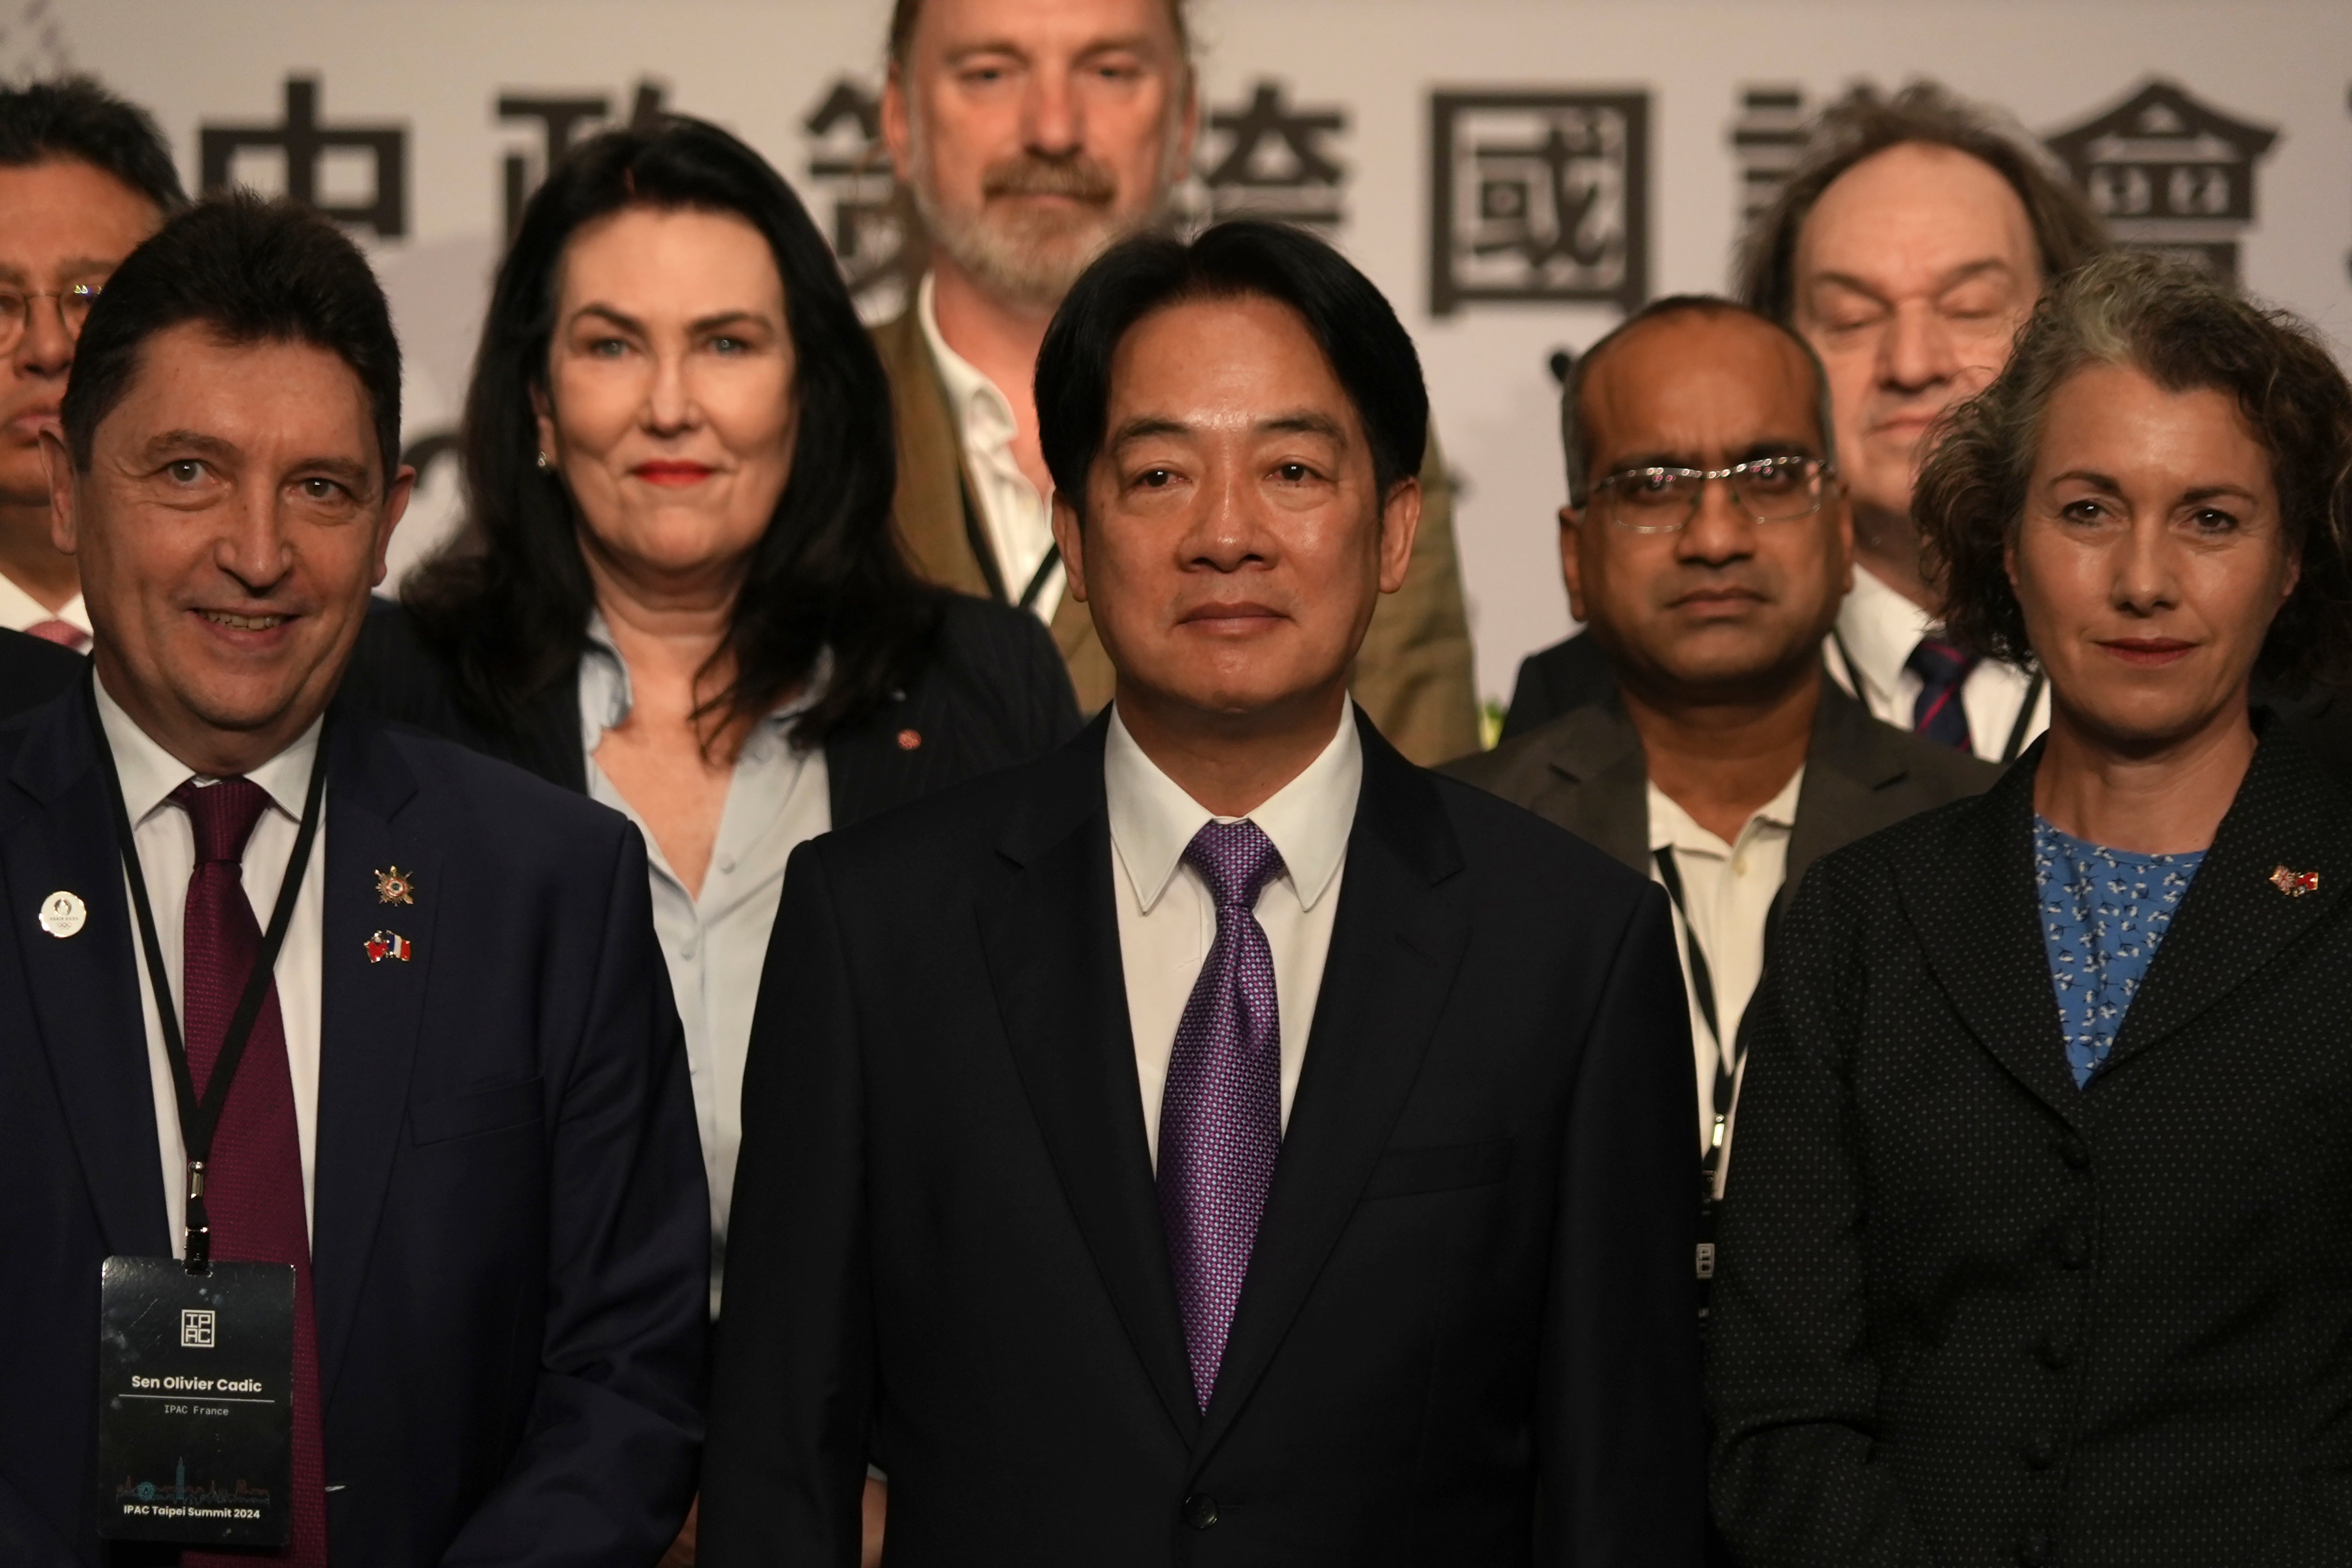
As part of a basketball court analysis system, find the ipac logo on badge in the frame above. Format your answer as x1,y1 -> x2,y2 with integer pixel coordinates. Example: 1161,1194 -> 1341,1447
181,1310 -> 216,1349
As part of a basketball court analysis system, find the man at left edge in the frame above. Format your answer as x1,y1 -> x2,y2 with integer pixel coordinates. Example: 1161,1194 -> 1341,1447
0,194 -> 705,1565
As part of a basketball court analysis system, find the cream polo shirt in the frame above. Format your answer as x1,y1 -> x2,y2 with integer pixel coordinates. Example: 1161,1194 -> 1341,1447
1647,767 -> 1802,1190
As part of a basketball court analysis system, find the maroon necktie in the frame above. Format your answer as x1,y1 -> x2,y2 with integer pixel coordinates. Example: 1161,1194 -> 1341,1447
171,778 -> 328,1567
1907,636 -> 1979,751
24,617 -> 88,652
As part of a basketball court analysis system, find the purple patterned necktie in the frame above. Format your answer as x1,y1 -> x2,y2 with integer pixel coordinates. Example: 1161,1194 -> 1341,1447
1158,818 -> 1287,1412
1907,636 -> 1979,751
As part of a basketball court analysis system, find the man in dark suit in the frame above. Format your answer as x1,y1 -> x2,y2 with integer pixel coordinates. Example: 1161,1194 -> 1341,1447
0,195 -> 705,1565
704,220 -> 1700,1565
1448,297 -> 1995,1213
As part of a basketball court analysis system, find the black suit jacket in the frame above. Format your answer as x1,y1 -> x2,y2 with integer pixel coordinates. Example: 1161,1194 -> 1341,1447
1446,676 -> 2000,896
337,593 -> 1080,828
0,624 -> 85,718
701,710 -> 1703,1567
1709,730 -> 2352,1566
0,690 -> 707,1567
1497,633 -> 1615,744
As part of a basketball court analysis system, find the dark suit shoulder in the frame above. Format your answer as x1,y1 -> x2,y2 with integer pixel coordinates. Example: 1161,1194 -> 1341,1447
1440,710 -> 1572,797
340,595 -> 454,723
365,715 -> 633,867
1873,719 -> 2005,804
1500,632 -> 1616,741
0,626 -> 85,721
1425,761 -> 1655,912
929,593 -> 1068,696
1795,776 -> 2003,915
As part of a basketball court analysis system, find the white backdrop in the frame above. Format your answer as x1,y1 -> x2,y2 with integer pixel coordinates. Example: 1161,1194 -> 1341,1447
47,0 -> 2352,708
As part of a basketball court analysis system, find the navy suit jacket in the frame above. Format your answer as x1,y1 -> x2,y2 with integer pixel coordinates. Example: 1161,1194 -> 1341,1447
0,685 -> 707,1566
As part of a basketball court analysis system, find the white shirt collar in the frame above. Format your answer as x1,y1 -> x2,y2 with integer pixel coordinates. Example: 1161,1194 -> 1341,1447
93,675 -> 322,828
916,270 -> 1019,451
578,609 -> 827,748
1104,700 -> 1361,915
1646,765 -> 1804,857
1834,563 -> 1938,707
0,571 -> 90,637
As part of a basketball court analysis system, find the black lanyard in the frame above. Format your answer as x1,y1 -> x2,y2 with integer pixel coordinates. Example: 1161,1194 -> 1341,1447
1653,846 -> 1735,1186
86,675 -> 329,1274
1830,629 -> 2045,765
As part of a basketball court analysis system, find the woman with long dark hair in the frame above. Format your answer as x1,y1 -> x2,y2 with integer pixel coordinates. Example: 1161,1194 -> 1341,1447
342,117 -> 1077,1329
1708,252 -> 2352,1564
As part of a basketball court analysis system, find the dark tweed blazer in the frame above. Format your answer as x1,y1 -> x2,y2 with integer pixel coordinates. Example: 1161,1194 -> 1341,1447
1709,727 -> 2352,1567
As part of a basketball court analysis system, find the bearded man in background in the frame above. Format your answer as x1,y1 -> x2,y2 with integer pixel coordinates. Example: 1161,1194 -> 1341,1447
873,0 -> 1481,762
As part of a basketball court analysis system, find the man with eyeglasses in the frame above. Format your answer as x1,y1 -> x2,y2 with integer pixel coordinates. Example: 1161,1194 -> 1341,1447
0,78 -> 184,658
1448,297 -> 1993,1271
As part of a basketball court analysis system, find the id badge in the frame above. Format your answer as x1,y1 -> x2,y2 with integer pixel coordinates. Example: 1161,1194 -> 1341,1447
95,1256 -> 294,1547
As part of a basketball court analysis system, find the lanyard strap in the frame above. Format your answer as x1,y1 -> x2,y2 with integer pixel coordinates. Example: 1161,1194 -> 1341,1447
2002,668 -> 2047,765
85,673 -> 329,1273
1653,846 -> 1737,1175
1017,541 -> 1063,613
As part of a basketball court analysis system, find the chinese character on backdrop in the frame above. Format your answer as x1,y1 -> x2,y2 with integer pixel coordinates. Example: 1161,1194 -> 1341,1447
1430,91 -> 1650,316
801,76 -> 917,323
1729,85 -> 1811,230
2044,78 -> 2276,284
495,80 -> 668,241
1180,80 -> 1349,231
199,76 -> 407,239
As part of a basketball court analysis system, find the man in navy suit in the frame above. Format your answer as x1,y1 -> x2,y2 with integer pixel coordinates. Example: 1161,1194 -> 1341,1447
704,220 -> 1700,1565
0,194 -> 705,1564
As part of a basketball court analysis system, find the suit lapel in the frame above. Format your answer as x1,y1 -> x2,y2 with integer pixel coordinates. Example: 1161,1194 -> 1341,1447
977,723 -> 1200,1437
4,689 -> 170,1257
872,308 -> 993,600
1534,699 -> 1650,875
1787,682 -> 1910,892
1896,744 -> 2084,1127
311,716 -> 438,1402
2098,726 -> 2351,1080
1194,718 -> 1470,1458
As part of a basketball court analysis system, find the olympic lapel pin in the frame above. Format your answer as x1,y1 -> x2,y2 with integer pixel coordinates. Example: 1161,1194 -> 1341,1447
2269,864 -> 2319,898
38,890 -> 85,938
365,930 -> 413,963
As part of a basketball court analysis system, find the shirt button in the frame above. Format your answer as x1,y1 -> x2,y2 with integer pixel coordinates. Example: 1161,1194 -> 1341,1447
716,856 -> 736,876
2056,1133 -> 2091,1170
1181,1493 -> 1218,1529
680,939 -> 699,961
2021,1432 -> 2059,1470
1732,856 -> 1748,875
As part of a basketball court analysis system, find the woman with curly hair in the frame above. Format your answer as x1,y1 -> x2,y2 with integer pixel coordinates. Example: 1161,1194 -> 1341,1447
1708,250 -> 2352,1566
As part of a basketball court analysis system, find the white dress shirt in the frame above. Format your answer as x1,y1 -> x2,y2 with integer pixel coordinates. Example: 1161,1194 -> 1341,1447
98,682 -> 326,1259
1827,563 -> 2048,763
1106,701 -> 1360,1165
578,616 -> 830,1316
917,271 -> 1066,623
0,571 -> 91,642
1647,768 -> 1801,1191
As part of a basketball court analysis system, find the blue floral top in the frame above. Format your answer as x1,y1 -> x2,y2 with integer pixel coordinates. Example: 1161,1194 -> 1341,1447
2034,817 -> 2205,1087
